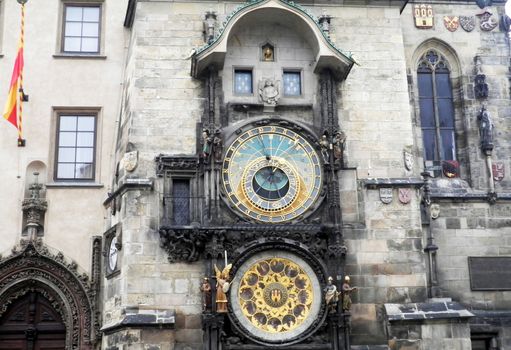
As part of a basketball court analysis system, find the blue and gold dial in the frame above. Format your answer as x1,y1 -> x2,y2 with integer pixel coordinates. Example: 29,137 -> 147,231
222,125 -> 322,223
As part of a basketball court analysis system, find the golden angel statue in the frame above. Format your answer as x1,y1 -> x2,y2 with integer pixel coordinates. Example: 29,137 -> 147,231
214,263 -> 232,313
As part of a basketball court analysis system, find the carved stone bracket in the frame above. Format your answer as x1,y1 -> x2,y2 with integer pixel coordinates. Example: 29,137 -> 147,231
0,239 -> 99,349
155,154 -> 199,177
158,224 -> 344,264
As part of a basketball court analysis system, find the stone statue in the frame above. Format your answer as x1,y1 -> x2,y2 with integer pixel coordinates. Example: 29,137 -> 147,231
259,79 -> 280,105
202,129 -> 213,162
200,277 -> 212,312
477,105 -> 494,154
212,130 -> 223,162
319,134 -> 330,164
332,131 -> 346,165
324,276 -> 339,313
214,263 -> 232,313
342,276 -> 357,311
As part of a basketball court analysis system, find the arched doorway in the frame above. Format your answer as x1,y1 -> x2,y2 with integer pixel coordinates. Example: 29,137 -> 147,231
0,292 -> 65,350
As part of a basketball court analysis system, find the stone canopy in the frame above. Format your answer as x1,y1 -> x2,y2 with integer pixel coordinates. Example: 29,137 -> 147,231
191,0 -> 356,80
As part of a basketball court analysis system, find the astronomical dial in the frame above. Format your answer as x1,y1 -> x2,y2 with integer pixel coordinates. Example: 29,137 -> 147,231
222,125 -> 322,223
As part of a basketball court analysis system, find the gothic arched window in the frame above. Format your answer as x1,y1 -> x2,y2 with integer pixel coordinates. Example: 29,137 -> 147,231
417,50 -> 456,163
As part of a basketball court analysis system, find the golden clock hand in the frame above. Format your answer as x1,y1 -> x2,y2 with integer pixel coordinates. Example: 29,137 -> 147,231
257,135 -> 271,160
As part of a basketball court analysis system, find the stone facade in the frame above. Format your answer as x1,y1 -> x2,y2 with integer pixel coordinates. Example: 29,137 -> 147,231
0,0 -> 510,349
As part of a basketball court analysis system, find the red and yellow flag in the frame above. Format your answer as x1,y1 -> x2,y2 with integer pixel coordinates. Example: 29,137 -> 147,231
3,1 -> 25,143
3,44 -> 24,129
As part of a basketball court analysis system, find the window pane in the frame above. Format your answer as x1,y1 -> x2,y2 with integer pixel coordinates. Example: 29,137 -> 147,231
75,163 -> 93,179
82,22 -> 99,37
172,180 -> 190,225
76,148 -> 93,162
418,72 -> 433,97
66,6 -> 82,21
59,116 -> 77,131
77,132 -> 94,147
283,72 -> 301,96
64,37 -> 81,52
81,38 -> 99,52
440,130 -> 456,160
422,129 -> 437,161
438,98 -> 454,127
234,70 -> 252,94
77,117 -> 95,131
419,98 -> 435,127
59,132 -> 76,147
58,148 -> 76,162
435,72 -> 453,98
65,22 -> 82,37
83,7 -> 100,22
57,163 -> 75,179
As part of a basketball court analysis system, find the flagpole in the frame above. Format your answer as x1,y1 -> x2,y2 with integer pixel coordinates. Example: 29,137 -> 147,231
17,0 -> 27,147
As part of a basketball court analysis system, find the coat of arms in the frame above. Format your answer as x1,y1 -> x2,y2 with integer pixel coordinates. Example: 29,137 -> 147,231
398,188 -> 412,204
478,11 -> 498,31
444,16 -> 459,32
492,162 -> 505,181
460,16 -> 476,32
379,188 -> 393,204
414,4 -> 433,29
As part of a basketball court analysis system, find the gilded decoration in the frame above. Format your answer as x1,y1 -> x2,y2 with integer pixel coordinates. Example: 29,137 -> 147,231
237,257 -> 313,334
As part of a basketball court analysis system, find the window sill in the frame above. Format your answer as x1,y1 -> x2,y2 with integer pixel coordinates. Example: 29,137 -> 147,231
46,182 -> 104,189
53,53 -> 106,60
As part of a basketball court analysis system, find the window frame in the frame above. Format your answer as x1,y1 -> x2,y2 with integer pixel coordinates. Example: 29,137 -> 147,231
57,1 -> 104,57
233,67 -> 254,96
51,108 -> 101,184
282,69 -> 303,97
411,43 -> 465,179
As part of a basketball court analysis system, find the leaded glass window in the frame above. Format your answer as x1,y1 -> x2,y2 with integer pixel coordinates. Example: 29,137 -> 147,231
172,179 -> 190,225
417,50 -> 456,162
283,71 -> 301,96
234,70 -> 253,94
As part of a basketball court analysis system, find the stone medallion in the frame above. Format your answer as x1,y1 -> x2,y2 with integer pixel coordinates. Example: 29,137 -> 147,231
379,188 -> 393,204
122,150 -> 138,172
444,16 -> 459,32
230,251 -> 322,344
430,204 -> 440,219
460,16 -> 476,32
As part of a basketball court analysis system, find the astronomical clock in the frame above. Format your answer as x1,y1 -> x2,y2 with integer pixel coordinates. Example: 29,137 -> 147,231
158,115 -> 348,349
221,124 -> 323,224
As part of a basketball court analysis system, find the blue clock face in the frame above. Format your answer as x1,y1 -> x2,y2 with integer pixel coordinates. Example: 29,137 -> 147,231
222,125 -> 323,223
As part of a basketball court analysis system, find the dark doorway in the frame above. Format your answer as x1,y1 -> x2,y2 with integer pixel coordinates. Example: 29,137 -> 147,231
0,292 -> 66,350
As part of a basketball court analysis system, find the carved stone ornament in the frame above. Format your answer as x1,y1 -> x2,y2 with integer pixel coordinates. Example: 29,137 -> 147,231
442,160 -> 460,178
492,162 -> 505,181
430,204 -> 440,219
444,16 -> 459,32
398,188 -> 412,204
403,148 -> 413,172
413,4 -> 433,29
258,78 -> 280,105
460,16 -> 476,32
478,11 -> 498,31
379,188 -> 393,204
0,240 -> 99,349
155,155 -> 198,177
122,150 -> 138,172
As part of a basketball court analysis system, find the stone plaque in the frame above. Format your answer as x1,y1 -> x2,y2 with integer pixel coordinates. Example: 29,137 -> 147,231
379,188 -> 393,204
468,257 -> 511,290
414,4 -> 433,29
444,16 -> 459,32
492,162 -> 504,181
